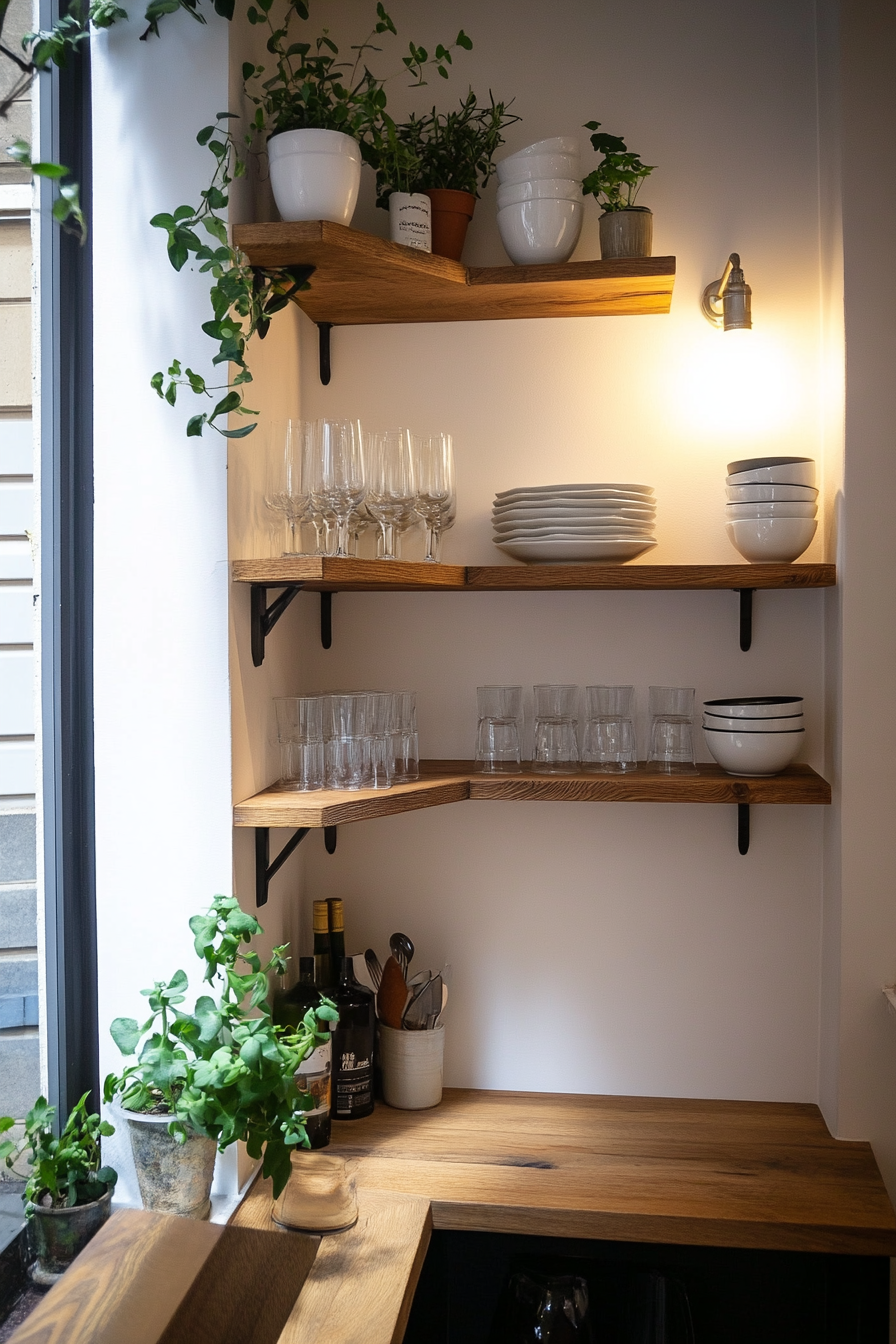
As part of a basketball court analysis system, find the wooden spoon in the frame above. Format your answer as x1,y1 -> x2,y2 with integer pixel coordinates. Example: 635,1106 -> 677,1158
376,955 -> 409,1029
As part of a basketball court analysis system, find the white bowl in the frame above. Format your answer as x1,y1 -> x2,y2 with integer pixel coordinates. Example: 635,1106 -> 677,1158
726,483 -> 818,504
703,726 -> 804,776
726,517 -> 817,563
725,500 -> 817,520
727,456 -> 814,475
503,137 -> 580,159
497,199 -> 583,265
496,152 -> 581,185
703,711 -> 803,732
703,696 -> 803,718
496,178 -> 581,209
727,461 -> 816,487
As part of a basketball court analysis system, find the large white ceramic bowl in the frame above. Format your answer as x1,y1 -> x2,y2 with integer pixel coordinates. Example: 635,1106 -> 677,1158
726,500 -> 817,520
727,456 -> 814,475
703,726 -> 804,776
726,516 -> 817,562
726,483 -> 818,504
504,136 -> 580,158
727,461 -> 816,488
497,199 -> 583,265
704,696 -> 803,718
496,152 -> 581,185
703,711 -> 803,733
496,178 -> 581,209
268,128 -> 362,224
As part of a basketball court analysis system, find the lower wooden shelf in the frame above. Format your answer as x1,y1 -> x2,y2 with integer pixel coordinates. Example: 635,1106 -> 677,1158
234,761 -> 830,830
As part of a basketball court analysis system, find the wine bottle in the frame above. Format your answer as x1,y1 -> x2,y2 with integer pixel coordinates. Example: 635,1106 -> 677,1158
327,898 -> 346,969
331,956 -> 375,1120
273,956 -> 332,1149
313,899 -> 332,989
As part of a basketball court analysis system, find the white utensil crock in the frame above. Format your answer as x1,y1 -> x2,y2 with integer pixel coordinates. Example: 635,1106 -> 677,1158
379,1023 -> 444,1109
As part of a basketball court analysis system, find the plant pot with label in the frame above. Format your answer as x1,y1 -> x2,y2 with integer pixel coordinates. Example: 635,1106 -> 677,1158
598,206 -> 653,259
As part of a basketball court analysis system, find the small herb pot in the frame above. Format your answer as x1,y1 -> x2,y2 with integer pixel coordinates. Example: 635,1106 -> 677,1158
119,1108 -> 217,1220
388,192 -> 432,252
30,1187 -> 113,1285
424,189 -> 476,262
598,207 -> 653,259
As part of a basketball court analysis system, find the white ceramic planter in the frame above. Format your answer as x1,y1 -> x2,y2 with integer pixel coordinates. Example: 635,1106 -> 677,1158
388,192 -> 432,252
268,129 -> 361,225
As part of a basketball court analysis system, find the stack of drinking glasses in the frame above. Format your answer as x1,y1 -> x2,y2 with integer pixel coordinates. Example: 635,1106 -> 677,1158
263,419 -> 456,563
582,685 -> 637,773
274,692 -> 419,791
475,686 -> 524,774
645,686 -> 698,773
532,684 -> 580,774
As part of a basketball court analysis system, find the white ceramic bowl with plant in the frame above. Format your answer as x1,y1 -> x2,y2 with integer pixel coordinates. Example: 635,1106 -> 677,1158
703,726 -> 805,776
726,516 -> 817,562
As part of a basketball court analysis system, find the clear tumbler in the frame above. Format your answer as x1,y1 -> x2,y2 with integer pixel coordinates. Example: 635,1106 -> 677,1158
646,685 -> 697,773
582,685 -> 638,773
532,684 -> 579,775
275,697 -> 324,791
392,691 -> 420,782
475,685 -> 523,774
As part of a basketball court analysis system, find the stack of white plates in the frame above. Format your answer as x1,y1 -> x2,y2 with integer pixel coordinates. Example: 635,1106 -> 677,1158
725,457 -> 818,562
492,483 -> 657,563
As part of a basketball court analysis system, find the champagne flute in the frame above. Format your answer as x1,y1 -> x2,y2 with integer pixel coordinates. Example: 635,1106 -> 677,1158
264,419 -> 310,555
414,432 -> 455,563
308,419 -> 366,559
366,428 -> 416,560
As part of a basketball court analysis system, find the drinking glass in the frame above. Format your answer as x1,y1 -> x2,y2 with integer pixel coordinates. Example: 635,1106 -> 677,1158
582,685 -> 638,773
493,1266 -> 593,1343
533,684 -> 579,774
366,429 -> 416,560
324,692 -> 370,790
275,697 -> 324,790
476,685 -> 523,773
308,419 -> 366,558
646,685 -> 697,773
414,432 -> 456,562
365,692 -> 396,790
392,691 -> 420,782
264,419 -> 311,555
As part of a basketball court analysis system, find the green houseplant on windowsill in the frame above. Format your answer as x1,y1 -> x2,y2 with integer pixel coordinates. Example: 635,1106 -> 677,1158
0,1093 -> 118,1285
104,894 -> 337,1218
580,120 -> 655,259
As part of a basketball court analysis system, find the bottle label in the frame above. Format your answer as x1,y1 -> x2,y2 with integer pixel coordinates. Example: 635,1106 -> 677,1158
295,1040 -> 331,1118
334,1047 -> 372,1116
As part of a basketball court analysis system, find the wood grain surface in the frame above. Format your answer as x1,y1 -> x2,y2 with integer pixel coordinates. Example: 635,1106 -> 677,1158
231,1185 -> 432,1344
231,558 -> 836,592
6,1210 -> 317,1344
231,221 -> 675,323
233,770 -> 471,828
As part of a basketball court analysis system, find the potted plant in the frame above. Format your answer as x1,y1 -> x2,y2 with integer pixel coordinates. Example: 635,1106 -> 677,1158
104,894 -> 338,1218
370,91 -> 520,260
241,2 -> 472,225
0,1094 -> 117,1285
580,120 -> 655,259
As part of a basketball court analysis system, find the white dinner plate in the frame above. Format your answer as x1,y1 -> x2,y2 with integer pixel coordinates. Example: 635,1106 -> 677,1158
495,530 -> 655,543
495,482 -> 654,499
493,513 -> 655,532
493,504 -> 656,522
494,520 -> 655,535
495,537 -> 658,563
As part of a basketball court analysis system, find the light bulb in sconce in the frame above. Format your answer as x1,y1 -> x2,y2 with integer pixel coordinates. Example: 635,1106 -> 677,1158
701,253 -> 752,331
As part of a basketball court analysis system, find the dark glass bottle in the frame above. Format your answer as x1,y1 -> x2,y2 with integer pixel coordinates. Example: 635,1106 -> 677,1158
313,899 -> 332,989
331,956 -> 375,1120
327,898 -> 346,968
274,956 -> 332,1149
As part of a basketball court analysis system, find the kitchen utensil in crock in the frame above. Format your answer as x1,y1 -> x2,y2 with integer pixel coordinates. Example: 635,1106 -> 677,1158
389,932 -> 414,977
364,948 -> 383,990
377,955 -> 409,1029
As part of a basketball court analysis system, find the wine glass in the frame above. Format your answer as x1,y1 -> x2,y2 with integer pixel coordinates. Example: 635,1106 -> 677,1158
264,419 -> 311,555
366,428 -> 416,560
307,419 -> 366,558
414,432 -> 456,563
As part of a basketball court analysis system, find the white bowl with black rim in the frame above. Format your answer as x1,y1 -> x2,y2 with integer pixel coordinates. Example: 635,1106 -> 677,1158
704,696 -> 804,719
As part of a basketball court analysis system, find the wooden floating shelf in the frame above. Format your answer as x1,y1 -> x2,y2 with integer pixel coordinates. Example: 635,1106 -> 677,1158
232,220 -> 676,324
235,761 -> 830,830
232,557 -> 836,592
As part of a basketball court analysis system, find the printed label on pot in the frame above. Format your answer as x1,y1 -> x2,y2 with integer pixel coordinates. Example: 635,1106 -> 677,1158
389,193 -> 432,252
295,1040 -> 331,1118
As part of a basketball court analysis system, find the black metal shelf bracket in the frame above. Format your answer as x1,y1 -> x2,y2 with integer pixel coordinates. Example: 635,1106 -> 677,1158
324,826 -> 338,854
318,322 -> 333,385
737,588 -> 755,652
320,591 -> 334,649
737,804 -> 750,855
251,583 -> 303,667
255,825 -> 310,907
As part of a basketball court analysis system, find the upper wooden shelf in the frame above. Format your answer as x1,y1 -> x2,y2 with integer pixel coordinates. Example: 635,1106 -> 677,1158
232,221 -> 676,324
232,557 -> 836,592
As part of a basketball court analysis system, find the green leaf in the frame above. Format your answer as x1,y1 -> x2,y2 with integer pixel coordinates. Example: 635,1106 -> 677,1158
110,1017 -> 141,1056
218,423 -> 257,439
32,161 -> 68,180
196,126 -> 215,146
456,29 -> 473,48
186,414 -> 207,437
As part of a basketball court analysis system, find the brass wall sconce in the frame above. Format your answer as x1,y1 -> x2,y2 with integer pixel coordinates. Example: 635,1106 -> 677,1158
701,253 -> 752,330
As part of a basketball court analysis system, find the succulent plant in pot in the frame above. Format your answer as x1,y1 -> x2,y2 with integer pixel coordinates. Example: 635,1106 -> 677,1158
581,120 -> 655,259
104,894 -> 337,1219
0,1094 -> 118,1285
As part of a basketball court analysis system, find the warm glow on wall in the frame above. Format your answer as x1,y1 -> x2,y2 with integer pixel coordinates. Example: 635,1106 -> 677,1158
673,328 -> 799,440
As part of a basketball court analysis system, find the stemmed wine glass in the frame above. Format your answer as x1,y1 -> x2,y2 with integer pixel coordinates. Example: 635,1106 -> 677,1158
307,419 -> 366,558
414,432 -> 455,563
264,419 -> 311,556
366,428 -> 416,560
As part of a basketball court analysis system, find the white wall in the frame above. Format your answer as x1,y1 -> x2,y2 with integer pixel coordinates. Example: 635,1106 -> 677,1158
229,0 -> 834,1105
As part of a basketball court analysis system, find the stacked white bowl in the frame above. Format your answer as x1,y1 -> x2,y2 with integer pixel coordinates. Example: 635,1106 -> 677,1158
725,456 -> 818,562
492,482 -> 657,564
702,696 -> 804,776
496,137 -> 583,265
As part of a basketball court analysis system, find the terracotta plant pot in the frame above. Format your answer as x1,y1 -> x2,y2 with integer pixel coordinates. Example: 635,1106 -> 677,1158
598,207 -> 653,259
30,1188 -> 113,1285
119,1108 -> 217,1220
424,189 -> 476,262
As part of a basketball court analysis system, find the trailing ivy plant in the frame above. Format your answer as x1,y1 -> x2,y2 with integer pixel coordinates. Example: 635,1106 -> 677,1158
580,120 -> 655,212
104,893 -> 338,1199
0,1093 -> 117,1214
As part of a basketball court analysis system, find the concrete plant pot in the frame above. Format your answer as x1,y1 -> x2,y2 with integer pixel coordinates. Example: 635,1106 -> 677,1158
598,206 -> 653,259
30,1187 -> 113,1285
120,1109 -> 217,1220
